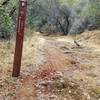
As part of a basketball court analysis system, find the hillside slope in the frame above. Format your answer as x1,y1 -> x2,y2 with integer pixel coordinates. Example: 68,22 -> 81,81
76,30 -> 100,44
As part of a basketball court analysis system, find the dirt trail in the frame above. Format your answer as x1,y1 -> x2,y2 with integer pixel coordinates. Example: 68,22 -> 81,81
26,36 -> 100,100
0,33 -> 100,100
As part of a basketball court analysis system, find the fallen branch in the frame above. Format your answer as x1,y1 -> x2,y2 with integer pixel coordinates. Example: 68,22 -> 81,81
74,40 -> 81,47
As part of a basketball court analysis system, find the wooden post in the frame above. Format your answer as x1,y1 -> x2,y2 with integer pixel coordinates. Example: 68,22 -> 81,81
12,0 -> 27,77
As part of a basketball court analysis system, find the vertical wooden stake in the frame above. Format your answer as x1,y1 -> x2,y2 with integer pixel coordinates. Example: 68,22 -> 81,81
12,0 -> 27,77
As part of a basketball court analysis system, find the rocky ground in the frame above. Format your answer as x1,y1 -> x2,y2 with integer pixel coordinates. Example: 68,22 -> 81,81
0,30 -> 100,100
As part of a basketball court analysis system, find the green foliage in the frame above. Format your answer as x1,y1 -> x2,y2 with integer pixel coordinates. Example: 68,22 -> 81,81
59,0 -> 76,6
0,7 -> 12,38
0,0 -> 18,39
87,0 -> 100,28
0,0 -> 100,38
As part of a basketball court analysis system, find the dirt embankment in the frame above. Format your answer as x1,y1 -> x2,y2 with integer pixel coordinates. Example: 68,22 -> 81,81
76,30 -> 100,45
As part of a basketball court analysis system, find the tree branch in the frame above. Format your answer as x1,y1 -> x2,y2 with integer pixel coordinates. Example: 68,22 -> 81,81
1,0 -> 10,6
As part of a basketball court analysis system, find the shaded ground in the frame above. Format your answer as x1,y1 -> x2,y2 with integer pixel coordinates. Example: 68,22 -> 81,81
0,30 -> 100,100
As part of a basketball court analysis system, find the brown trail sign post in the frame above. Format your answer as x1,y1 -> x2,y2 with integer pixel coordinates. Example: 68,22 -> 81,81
12,0 -> 27,77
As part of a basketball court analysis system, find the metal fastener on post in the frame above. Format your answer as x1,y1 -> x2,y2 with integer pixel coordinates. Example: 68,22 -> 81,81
12,0 -> 27,77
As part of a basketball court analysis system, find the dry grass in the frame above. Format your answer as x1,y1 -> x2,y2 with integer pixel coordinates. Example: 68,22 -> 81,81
0,30 -> 100,100
76,30 -> 100,45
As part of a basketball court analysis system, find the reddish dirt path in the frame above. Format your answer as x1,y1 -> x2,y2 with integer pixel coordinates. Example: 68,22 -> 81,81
13,38 -> 72,100
42,41 -> 70,71
29,37 -> 100,100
